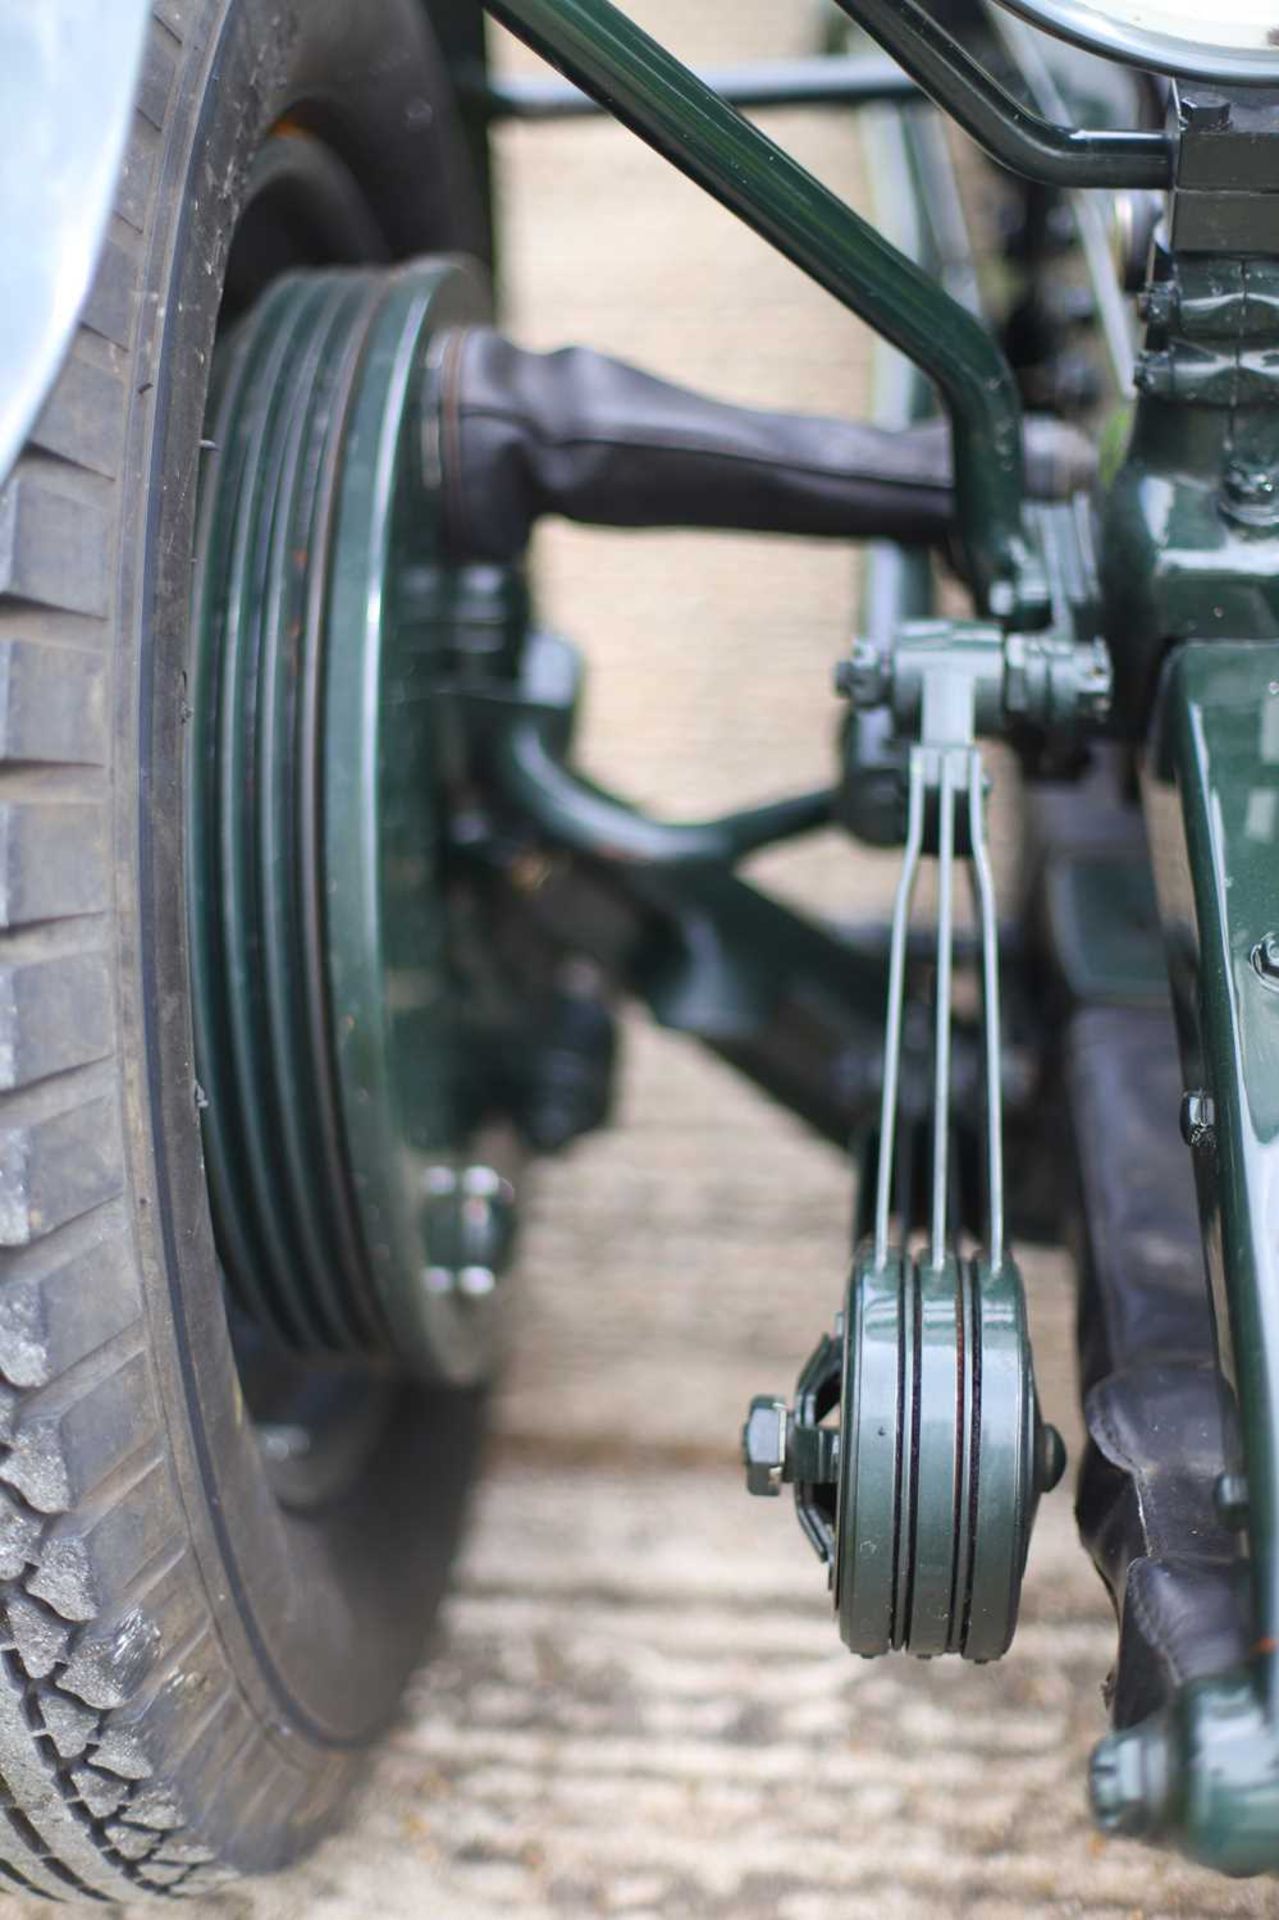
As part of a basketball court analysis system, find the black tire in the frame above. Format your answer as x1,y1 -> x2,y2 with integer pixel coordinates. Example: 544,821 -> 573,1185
0,0 -> 490,1896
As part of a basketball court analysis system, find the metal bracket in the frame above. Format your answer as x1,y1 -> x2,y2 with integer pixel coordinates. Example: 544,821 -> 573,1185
839,615 -> 1110,1261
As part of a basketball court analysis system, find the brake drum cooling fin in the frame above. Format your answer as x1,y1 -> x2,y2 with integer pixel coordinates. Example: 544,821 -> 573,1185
187,256 -> 519,1385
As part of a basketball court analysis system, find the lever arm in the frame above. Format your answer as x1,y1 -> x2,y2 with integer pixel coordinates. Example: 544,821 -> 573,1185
435,328 -> 1094,564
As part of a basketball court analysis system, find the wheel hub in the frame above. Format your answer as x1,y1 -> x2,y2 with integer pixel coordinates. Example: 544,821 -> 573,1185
189,255 -> 520,1383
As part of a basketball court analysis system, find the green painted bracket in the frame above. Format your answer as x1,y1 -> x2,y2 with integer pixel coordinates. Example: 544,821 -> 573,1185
1111,641 -> 1279,1870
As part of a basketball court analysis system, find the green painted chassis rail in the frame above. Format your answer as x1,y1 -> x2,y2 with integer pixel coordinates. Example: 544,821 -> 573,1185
1092,643 -> 1279,1872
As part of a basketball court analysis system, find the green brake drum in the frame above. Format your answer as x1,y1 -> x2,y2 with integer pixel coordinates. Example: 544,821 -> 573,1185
188,256 -> 520,1384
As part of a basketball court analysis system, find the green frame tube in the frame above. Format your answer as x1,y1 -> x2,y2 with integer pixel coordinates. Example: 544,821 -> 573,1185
483,0 -> 1028,609
1089,641 -> 1279,1873
832,0 -> 1171,188
479,52 -> 919,120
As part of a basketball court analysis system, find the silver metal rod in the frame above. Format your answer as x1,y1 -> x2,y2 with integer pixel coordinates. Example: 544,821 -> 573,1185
929,752 -> 956,1269
874,748 -> 927,1267
967,751 -> 1005,1269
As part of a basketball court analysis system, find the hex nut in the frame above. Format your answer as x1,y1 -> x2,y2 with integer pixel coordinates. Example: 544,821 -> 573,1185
742,1396 -> 789,1497
1180,1089 -> 1216,1149
1089,1722 -> 1171,1838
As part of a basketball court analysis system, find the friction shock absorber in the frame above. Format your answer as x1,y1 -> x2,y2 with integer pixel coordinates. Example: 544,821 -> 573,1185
743,616 -> 1107,1660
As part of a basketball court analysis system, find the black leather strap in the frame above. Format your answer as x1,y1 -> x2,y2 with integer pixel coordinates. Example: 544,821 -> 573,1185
1068,1004 -> 1245,1726
436,326 -> 1094,562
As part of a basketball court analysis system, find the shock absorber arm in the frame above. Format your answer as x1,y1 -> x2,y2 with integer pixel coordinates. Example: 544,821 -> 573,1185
434,329 -> 1096,564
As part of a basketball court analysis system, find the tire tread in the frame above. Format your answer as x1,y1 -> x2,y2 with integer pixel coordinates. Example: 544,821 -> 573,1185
0,22 -> 260,1894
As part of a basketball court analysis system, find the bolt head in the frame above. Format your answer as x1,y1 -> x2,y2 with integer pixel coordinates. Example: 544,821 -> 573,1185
1225,462 -> 1275,503
462,1164 -> 503,1199
458,1265 -> 497,1298
258,1422 -> 313,1465
1253,934 -> 1279,987
1078,641 -> 1113,722
1180,92 -> 1231,132
422,1163 -> 517,1299
1180,1089 -> 1216,1148
1222,465 -> 1279,528
742,1396 -> 789,1497
835,640 -> 889,710
1089,1723 -> 1170,1838
987,579 -> 1017,620
1090,1735 -> 1142,1835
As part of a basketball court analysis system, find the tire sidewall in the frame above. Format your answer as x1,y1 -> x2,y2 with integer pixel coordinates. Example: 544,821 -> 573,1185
114,0 -> 488,1858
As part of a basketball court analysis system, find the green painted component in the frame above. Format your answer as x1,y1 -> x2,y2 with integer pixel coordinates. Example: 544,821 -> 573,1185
1131,640 -> 1279,1868
746,1249 -> 1060,1663
1089,220 -> 1279,1869
190,255 -> 524,1383
1101,255 -> 1279,731
190,274 -> 378,1354
1148,643 -> 1279,1665
475,628 -> 892,1092
1136,256 -> 1279,405
496,708 -> 833,867
841,613 -> 1111,738
481,0 -> 1032,613
1092,1673 -> 1279,1876
421,1164 -> 518,1292
828,0 -> 1172,188
838,1252 -> 1051,1662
